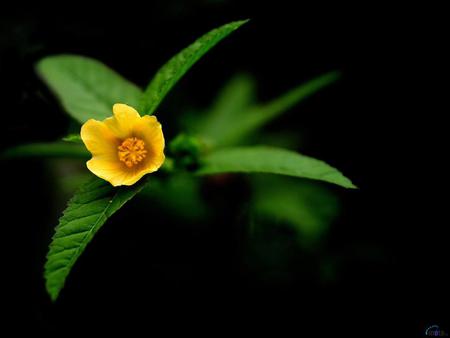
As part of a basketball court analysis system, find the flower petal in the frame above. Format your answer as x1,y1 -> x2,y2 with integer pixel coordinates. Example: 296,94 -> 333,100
86,155 -> 145,187
104,103 -> 141,139
133,115 -> 166,170
80,119 -> 119,156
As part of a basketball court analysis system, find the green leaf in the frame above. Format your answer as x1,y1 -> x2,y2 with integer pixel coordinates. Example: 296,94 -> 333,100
195,73 -> 256,144
62,134 -> 83,143
141,174 -> 209,222
252,176 -> 339,247
139,19 -> 249,115
1,142 -> 89,159
196,146 -> 356,189
45,177 -> 147,301
253,131 -> 303,149
36,55 -> 143,123
212,71 -> 340,147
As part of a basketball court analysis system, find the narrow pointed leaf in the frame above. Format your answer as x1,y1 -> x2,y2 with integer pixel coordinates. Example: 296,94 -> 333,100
214,71 -> 340,146
139,19 -> 249,115
196,146 -> 356,188
36,55 -> 143,123
1,142 -> 89,159
195,73 -> 256,142
45,177 -> 147,301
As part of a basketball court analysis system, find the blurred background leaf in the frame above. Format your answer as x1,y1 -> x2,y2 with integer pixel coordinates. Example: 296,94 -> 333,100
186,71 -> 340,148
192,73 -> 256,145
1,142 -> 88,159
140,173 -> 210,222
251,175 -> 339,249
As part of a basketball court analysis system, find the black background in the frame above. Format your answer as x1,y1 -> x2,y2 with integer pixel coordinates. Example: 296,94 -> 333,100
1,1 -> 448,336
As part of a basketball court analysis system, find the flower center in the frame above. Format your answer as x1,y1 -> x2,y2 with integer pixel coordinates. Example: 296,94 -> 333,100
118,137 -> 147,168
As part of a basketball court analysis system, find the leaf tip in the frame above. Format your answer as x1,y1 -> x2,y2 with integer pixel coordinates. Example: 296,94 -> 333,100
230,18 -> 250,29
323,70 -> 342,83
49,292 -> 59,303
342,177 -> 358,189
46,283 -> 60,302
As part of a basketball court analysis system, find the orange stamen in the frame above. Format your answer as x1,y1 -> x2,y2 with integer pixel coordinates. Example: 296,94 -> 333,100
118,137 -> 147,167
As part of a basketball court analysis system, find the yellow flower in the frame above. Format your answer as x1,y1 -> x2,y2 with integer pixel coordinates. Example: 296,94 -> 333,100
80,103 -> 165,186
